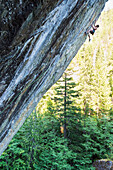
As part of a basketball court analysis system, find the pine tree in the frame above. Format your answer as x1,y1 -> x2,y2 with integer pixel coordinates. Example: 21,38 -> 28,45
53,68 -> 79,138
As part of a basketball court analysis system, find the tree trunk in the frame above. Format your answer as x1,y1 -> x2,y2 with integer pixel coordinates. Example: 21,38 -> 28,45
0,0 -> 108,155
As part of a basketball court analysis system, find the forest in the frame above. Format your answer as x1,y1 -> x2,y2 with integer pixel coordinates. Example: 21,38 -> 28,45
0,8 -> 113,170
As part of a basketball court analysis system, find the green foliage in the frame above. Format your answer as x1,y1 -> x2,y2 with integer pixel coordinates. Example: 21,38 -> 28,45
1,108 -> 112,170
0,110 -> 76,170
68,114 -> 113,169
53,70 -> 79,139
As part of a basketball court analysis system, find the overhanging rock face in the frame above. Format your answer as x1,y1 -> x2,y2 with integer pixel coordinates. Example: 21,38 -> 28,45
0,0 -> 108,156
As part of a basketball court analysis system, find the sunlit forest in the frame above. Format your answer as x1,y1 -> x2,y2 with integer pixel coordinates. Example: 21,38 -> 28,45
0,9 -> 113,170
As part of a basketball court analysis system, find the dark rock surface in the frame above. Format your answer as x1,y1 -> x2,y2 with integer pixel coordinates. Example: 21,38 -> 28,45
0,0 -> 108,156
93,159 -> 113,170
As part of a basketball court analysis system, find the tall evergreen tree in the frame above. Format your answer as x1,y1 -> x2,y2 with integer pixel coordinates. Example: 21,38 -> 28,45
53,69 -> 79,138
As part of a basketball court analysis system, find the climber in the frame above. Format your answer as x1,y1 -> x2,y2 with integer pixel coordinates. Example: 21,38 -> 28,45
86,24 -> 99,41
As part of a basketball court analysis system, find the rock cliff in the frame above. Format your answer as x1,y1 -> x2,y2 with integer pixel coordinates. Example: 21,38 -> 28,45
0,0 -> 108,156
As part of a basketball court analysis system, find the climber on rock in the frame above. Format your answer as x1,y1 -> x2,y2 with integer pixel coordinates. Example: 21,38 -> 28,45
86,23 -> 99,41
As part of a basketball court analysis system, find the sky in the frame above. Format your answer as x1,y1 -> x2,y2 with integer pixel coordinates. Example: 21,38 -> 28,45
104,0 -> 113,11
